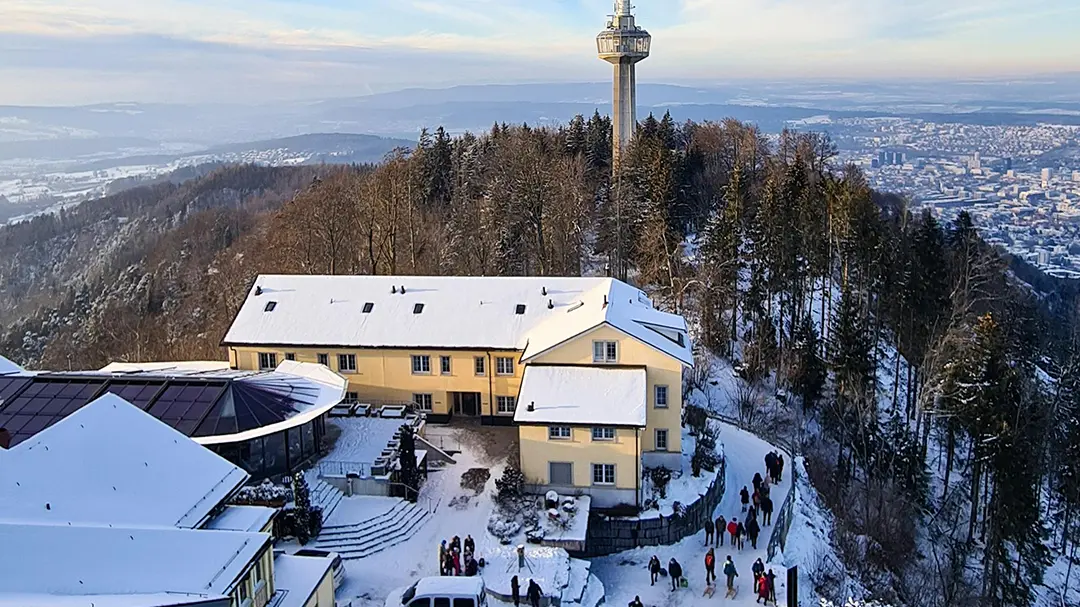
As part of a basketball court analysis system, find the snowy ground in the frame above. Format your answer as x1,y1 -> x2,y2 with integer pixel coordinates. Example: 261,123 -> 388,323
326,417 -> 414,468
591,419 -> 794,607
641,427 -> 724,519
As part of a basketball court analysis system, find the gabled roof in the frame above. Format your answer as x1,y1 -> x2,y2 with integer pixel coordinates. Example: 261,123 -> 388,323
0,521 -> 267,597
0,394 -> 249,529
221,275 -> 692,366
513,366 -> 647,427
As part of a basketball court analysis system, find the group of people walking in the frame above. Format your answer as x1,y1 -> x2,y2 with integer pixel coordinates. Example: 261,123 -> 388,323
509,576 -> 543,607
438,534 -> 481,577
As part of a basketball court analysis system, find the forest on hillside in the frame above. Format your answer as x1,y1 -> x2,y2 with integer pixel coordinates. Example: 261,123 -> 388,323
3,113 -> 1080,606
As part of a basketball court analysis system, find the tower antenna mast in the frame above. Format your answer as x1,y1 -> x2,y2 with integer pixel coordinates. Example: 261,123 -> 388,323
597,0 -> 651,169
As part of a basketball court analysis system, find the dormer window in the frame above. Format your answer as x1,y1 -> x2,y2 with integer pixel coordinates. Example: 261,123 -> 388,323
264,301 -> 277,312
363,302 -> 374,313
413,303 -> 425,314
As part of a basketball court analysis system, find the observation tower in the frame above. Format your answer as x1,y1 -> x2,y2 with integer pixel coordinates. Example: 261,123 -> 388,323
596,0 -> 651,167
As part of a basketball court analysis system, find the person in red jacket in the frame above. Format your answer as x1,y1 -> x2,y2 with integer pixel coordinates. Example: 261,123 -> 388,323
727,518 -> 739,547
756,573 -> 770,604
704,548 -> 716,585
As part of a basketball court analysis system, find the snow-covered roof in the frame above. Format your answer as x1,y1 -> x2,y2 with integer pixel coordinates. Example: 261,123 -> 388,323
513,366 -> 647,427
0,593 -> 230,607
0,360 -> 345,447
205,505 -> 276,533
0,355 -> 23,376
0,394 -> 249,529
0,521 -> 268,597
221,276 -> 692,366
413,577 -> 485,598
271,554 -> 335,607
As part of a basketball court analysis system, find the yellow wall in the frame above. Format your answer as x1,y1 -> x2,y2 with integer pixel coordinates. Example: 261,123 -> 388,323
530,324 -> 683,454
304,567 -> 335,607
518,425 -> 640,490
230,545 -> 274,607
231,347 -> 523,417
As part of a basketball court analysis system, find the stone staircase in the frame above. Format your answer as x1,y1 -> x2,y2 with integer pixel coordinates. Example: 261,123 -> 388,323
559,559 -> 604,607
313,498 -> 431,560
310,478 -> 344,522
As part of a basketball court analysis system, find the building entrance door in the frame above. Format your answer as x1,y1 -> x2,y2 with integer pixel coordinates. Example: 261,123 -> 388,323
452,392 -> 481,416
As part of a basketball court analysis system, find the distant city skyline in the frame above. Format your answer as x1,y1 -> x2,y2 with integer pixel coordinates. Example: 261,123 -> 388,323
2,0 -> 1080,105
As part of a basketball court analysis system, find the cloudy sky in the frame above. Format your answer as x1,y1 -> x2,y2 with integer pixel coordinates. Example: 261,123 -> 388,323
2,0 -> 1078,105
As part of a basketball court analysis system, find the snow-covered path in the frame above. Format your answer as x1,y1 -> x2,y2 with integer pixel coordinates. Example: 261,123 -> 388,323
591,421 -> 794,607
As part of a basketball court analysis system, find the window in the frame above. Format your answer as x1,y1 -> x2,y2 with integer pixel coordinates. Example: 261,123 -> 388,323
413,393 -> 433,411
592,463 -> 616,485
655,429 -> 669,451
592,340 -> 618,363
497,396 -> 516,414
548,426 -> 572,440
284,353 -> 296,361
440,355 -> 452,375
408,600 -> 431,607
474,356 -> 486,376
413,303 -> 425,314
549,462 -> 573,485
454,599 -> 475,607
412,355 -> 431,374
496,357 -> 515,375
592,427 -> 616,441
264,301 -> 277,312
362,302 -> 374,313
655,385 -> 669,408
344,392 -> 359,404
317,353 -> 329,367
433,599 -> 450,607
338,354 -> 357,373
515,304 -> 527,315
258,352 -> 277,370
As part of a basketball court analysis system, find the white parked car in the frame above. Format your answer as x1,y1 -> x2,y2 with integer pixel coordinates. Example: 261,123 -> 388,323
393,577 -> 488,607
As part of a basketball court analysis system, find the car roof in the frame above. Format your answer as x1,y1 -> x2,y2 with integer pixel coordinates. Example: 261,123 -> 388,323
414,577 -> 485,596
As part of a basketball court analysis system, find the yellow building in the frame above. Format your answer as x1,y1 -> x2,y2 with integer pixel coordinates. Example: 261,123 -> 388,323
222,275 -> 693,508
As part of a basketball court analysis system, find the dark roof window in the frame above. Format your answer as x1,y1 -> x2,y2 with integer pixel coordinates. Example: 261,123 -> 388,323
264,301 -> 277,312
413,303 -> 425,314
515,304 -> 527,315
362,302 -> 374,314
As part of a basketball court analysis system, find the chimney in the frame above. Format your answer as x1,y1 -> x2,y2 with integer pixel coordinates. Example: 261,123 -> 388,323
548,299 -> 554,310
527,402 -> 535,412
392,286 -> 398,294
0,427 -> 10,450
401,285 -> 406,294
254,286 -> 263,296
541,286 -> 547,296
603,295 -> 609,308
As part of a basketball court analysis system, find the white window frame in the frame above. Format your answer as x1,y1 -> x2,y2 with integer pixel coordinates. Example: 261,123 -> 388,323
592,340 -> 618,363
591,427 -> 616,441
284,352 -> 296,362
412,393 -> 433,411
496,395 -> 516,414
655,428 -> 669,451
474,356 -> 486,376
440,355 -> 452,375
411,355 -> 431,375
496,357 -> 515,376
338,354 -> 357,373
344,392 -> 359,404
548,426 -> 572,440
655,385 -> 669,408
316,353 -> 329,367
592,463 -> 616,486
258,352 -> 277,370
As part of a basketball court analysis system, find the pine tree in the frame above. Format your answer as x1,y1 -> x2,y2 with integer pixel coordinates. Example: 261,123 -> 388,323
789,315 -> 826,411
292,472 -> 312,544
398,425 -> 421,502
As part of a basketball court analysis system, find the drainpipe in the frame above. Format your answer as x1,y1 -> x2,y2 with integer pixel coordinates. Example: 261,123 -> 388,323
635,428 -> 641,509
487,351 -> 495,425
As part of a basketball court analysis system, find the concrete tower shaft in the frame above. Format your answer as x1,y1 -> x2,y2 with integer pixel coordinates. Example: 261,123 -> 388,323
597,1 -> 650,167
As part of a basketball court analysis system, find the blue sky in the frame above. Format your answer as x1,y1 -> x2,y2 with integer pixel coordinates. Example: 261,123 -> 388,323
2,0 -> 1078,104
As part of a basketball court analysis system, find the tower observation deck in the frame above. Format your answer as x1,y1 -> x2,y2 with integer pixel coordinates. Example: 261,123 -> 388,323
597,0 -> 651,167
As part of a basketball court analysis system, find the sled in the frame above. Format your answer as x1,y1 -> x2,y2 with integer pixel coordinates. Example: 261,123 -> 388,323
703,585 -> 715,598
724,586 -> 738,600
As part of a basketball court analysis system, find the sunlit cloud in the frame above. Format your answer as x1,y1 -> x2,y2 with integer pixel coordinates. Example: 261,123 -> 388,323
1,0 -> 1077,104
